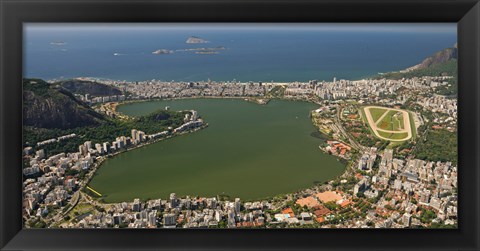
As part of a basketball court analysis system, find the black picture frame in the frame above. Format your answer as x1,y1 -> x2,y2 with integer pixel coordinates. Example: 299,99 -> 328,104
1,0 -> 479,250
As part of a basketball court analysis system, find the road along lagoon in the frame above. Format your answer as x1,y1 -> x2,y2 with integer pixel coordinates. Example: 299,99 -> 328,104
88,99 -> 346,202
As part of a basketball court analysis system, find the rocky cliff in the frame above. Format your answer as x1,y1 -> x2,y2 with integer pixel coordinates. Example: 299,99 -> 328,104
23,79 -> 106,129
415,45 -> 457,70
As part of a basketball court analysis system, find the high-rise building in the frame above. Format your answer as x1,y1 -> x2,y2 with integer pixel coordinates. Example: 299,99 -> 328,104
354,178 -> 369,196
95,143 -> 104,154
419,190 -> 431,205
138,131 -> 145,142
84,141 -> 92,151
24,147 -> 33,155
402,213 -> 411,227
185,196 -> 191,209
148,210 -> 157,227
80,160 -> 89,170
227,209 -> 236,228
132,198 -> 141,212
358,154 -> 369,170
191,110 -> 198,121
103,142 -> 110,153
170,193 -> 177,208
210,198 -> 217,209
113,213 -> 122,225
163,213 -> 176,226
78,145 -> 86,156
235,198 -> 241,213
35,149 -> 45,160
131,129 -> 138,143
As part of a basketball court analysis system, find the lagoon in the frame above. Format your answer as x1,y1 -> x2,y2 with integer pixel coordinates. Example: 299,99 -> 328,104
88,99 -> 346,202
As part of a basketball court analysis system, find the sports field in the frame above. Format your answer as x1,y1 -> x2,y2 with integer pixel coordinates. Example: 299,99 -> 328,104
362,106 -> 415,142
377,110 -> 404,131
370,107 -> 387,122
378,131 -> 408,140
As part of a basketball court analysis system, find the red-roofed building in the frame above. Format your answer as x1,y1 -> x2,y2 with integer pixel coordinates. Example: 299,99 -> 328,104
340,200 -> 352,208
315,191 -> 343,203
316,217 -> 325,223
237,222 -> 254,228
313,205 -> 331,218
282,208 -> 295,218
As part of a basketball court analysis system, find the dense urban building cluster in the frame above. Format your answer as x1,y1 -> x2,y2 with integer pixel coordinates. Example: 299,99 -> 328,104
417,94 -> 457,116
33,133 -> 77,147
23,110 -> 204,227
87,79 -> 275,99
56,194 -> 273,228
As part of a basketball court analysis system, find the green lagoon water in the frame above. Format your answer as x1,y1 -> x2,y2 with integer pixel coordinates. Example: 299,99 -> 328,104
89,99 -> 346,202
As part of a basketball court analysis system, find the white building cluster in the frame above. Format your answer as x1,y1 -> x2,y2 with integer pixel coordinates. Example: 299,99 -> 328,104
417,94 -> 457,119
58,193 -> 272,229
23,110 -> 205,223
76,93 -> 126,104
357,147 -> 458,228
36,133 -> 77,147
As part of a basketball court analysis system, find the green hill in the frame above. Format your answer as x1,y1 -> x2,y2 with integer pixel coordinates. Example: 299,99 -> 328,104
376,59 -> 457,80
23,78 -> 188,157
374,45 -> 458,96
57,79 -> 123,97
23,78 -> 106,130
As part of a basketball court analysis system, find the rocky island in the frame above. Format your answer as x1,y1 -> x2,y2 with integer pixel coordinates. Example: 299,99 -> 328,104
186,36 -> 209,44
152,49 -> 174,55
50,41 -> 66,46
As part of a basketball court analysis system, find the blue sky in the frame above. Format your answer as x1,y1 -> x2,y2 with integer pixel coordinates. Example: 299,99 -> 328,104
24,23 -> 456,34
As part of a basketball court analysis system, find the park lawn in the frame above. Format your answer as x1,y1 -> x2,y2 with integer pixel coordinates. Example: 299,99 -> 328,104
392,113 -> 404,131
69,203 -> 93,216
369,107 -> 388,122
378,131 -> 409,140
376,110 -> 398,131
408,112 -> 417,139
387,140 -> 406,148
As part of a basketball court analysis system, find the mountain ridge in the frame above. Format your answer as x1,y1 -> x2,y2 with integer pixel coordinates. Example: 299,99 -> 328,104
23,78 -> 106,130
401,44 -> 457,73
57,79 -> 122,97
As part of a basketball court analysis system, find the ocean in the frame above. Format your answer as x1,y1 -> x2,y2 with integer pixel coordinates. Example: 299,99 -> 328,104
23,24 -> 457,82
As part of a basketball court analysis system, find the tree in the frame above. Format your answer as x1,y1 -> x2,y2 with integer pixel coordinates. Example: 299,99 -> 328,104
34,220 -> 47,228
324,201 -> 340,211
420,209 -> 436,223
